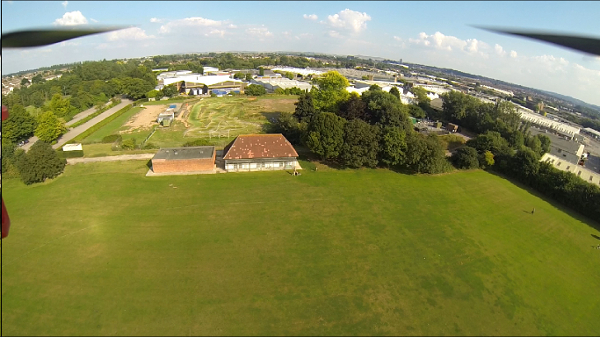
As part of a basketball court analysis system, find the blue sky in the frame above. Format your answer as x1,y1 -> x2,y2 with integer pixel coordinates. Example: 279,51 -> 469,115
3,1 -> 600,105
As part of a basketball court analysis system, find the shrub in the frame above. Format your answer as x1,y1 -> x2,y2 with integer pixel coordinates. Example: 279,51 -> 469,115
143,142 -> 158,149
121,138 -> 136,150
56,149 -> 84,158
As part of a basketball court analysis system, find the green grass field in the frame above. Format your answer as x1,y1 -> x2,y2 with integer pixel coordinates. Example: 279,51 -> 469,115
2,163 -> 599,336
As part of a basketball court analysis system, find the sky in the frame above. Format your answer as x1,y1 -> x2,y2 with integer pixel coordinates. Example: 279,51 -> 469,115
2,1 -> 600,106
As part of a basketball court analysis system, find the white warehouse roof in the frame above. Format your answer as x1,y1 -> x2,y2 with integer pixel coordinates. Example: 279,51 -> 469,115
163,75 -> 242,86
271,67 -> 324,77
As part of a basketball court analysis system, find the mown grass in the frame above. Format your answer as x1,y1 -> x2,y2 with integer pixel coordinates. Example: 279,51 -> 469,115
2,162 -> 599,335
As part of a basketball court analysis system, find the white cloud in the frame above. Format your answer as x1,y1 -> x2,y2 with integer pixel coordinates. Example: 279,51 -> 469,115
150,18 -> 164,23
90,18 -> 99,23
246,26 -> 273,38
510,50 -> 518,58
393,36 -> 402,42
494,44 -> 507,57
409,31 -> 489,57
326,9 -> 371,33
328,30 -> 341,39
106,27 -> 154,41
53,11 -> 88,26
303,14 -> 318,21
61,1 -> 68,9
204,29 -> 227,38
159,17 -> 231,34
227,24 -> 237,29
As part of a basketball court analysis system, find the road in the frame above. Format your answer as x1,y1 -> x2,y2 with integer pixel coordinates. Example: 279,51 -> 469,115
66,153 -> 154,164
20,99 -> 132,152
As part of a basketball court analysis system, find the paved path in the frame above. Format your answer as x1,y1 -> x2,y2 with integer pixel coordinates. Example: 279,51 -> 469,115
52,99 -> 133,150
65,101 -> 112,127
67,153 -> 154,164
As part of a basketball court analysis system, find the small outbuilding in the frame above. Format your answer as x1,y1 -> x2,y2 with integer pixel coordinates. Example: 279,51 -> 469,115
151,146 -> 215,173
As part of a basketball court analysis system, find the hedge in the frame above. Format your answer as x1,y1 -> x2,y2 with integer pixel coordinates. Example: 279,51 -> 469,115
70,103 -> 133,143
56,149 -> 84,158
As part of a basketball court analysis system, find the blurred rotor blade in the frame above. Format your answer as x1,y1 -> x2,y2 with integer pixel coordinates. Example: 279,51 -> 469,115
2,27 -> 127,52
474,26 -> 600,56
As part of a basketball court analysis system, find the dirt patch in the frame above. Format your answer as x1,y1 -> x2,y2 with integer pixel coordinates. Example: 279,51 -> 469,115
122,105 -> 166,133
256,98 -> 297,113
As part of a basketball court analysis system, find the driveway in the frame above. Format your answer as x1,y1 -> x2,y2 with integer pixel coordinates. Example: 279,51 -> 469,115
65,101 -> 112,127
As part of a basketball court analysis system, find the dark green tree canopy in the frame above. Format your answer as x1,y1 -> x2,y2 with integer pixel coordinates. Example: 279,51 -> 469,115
294,92 -> 316,122
305,112 -> 346,160
1,104 -> 36,143
451,146 -> 480,170
341,119 -> 380,168
16,140 -> 66,185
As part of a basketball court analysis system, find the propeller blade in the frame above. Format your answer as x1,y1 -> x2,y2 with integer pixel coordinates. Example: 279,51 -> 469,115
474,26 -> 600,56
1,27 -> 127,52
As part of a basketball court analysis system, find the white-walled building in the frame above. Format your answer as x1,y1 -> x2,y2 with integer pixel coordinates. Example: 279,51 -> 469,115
252,78 -> 312,92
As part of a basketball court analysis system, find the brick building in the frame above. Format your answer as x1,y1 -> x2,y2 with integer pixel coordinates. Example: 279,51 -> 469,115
223,134 -> 300,172
151,146 -> 215,173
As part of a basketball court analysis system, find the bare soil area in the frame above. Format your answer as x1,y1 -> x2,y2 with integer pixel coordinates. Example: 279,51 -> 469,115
122,105 -> 166,132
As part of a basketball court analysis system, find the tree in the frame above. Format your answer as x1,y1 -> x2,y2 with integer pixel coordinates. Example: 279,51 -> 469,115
411,86 -> 430,105
379,126 -> 407,167
161,84 -> 178,98
305,112 -> 346,160
389,86 -> 400,100
294,92 -> 316,122
272,112 -> 306,145
245,84 -> 267,96
20,78 -> 30,86
146,90 -> 160,98
340,119 -> 380,168
259,67 -> 265,76
245,73 -> 253,81
535,134 -> 551,155
525,135 -> 542,156
311,71 -> 350,113
1,104 -> 36,143
466,131 -> 512,157
35,111 -> 66,143
479,151 -> 495,168
121,77 -> 154,100
361,89 -> 411,130
405,133 -> 450,174
32,73 -> 45,84
408,104 -> 426,118
451,146 -> 480,169
338,93 -> 368,121
49,93 -> 72,118
15,140 -> 66,185
510,147 -> 540,180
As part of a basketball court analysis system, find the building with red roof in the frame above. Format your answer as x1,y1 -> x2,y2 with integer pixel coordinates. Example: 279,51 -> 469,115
222,134 -> 300,172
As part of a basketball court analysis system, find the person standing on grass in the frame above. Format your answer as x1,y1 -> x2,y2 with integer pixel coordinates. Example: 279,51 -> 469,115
532,208 -> 535,214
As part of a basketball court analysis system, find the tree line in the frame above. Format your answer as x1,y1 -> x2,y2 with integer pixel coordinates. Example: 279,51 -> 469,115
442,91 -> 600,222
272,71 -> 452,174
